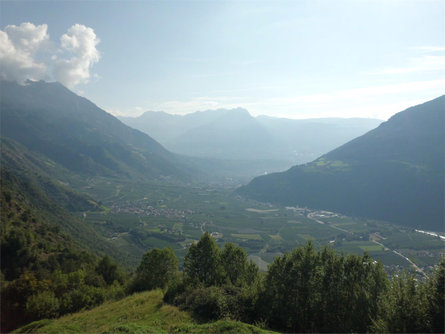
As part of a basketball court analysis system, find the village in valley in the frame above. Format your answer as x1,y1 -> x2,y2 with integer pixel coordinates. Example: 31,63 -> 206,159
81,186 -> 444,276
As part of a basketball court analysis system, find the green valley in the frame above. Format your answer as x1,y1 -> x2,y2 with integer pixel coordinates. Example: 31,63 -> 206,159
73,178 -> 444,276
1,80 -> 443,333
1,3 -> 445,332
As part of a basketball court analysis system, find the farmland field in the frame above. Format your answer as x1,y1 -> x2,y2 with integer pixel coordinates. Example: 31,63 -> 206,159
74,179 -> 444,276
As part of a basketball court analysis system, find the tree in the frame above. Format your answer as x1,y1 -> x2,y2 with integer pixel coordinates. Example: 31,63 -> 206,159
262,242 -> 388,333
132,248 -> 178,292
426,256 -> 445,333
95,256 -> 122,285
263,241 -> 320,332
25,291 -> 60,320
221,242 -> 249,286
375,272 -> 429,333
1,228 -> 36,280
184,232 -> 223,286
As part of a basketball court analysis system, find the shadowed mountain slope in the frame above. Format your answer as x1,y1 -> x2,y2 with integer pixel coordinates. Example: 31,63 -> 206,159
0,138 -> 125,260
0,80 -> 195,182
238,96 -> 445,231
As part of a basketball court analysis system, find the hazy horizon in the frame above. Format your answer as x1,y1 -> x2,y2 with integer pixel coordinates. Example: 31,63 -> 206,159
117,105 -> 386,121
1,0 -> 444,120
1,2 -> 444,330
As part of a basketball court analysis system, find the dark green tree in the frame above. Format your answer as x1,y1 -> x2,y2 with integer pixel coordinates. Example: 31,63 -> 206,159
262,242 -> 388,333
221,242 -> 258,286
426,256 -> 445,333
132,248 -> 178,292
1,229 -> 36,280
339,252 -> 388,332
263,241 -> 320,332
374,272 -> 429,333
95,256 -> 122,285
184,232 -> 223,286
25,291 -> 60,320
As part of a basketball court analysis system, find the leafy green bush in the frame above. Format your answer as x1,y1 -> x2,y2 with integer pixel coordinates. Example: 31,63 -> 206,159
96,256 -> 124,285
25,291 -> 60,319
183,286 -> 225,321
130,248 -> 178,293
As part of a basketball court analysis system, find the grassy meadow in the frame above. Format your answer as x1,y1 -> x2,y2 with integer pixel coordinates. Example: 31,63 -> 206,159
14,290 -> 275,334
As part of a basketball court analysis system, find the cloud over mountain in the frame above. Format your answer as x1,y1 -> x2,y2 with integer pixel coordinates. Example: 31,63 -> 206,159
0,22 -> 100,88
0,23 -> 49,82
54,24 -> 100,87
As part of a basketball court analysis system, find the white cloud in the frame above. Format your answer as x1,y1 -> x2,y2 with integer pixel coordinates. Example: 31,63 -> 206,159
0,22 -> 100,87
373,46 -> 445,75
0,23 -> 49,82
54,24 -> 100,88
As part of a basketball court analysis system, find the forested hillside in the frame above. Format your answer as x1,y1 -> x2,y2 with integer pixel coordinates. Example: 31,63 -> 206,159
0,138 -> 126,258
13,233 -> 445,334
0,80 -> 195,182
238,96 -> 445,230
0,167 -> 125,332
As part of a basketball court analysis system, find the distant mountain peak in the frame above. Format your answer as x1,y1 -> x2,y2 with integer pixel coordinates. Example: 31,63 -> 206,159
189,107 -> 251,118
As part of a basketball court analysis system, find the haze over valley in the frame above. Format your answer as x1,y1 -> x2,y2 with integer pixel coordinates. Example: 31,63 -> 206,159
119,109 -> 382,179
1,1 -> 444,333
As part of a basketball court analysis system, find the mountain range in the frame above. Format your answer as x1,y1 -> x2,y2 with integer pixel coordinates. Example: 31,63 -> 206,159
0,80 -> 195,183
1,79 -> 443,231
119,109 -> 382,177
1,79 -> 444,333
238,96 -> 445,231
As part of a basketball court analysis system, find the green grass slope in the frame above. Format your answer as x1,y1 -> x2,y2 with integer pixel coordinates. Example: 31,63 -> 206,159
15,290 -> 275,334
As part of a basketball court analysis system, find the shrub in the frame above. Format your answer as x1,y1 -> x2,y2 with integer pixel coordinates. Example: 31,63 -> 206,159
131,248 -> 178,293
25,291 -> 60,319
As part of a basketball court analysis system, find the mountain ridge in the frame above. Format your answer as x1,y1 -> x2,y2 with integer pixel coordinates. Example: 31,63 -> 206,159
238,96 -> 445,231
0,80 -> 196,182
119,107 -> 382,176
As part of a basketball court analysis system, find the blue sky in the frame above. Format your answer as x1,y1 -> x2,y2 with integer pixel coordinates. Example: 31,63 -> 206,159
1,0 -> 444,119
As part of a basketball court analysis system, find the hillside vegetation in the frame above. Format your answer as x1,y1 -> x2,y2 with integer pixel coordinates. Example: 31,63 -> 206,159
14,290 -> 274,334
0,138 -> 126,261
238,96 -> 445,230
0,80 -> 195,182
0,166 -> 126,332
13,233 -> 444,334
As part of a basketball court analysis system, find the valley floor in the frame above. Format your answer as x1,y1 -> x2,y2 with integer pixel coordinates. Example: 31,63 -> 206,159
77,179 -> 444,277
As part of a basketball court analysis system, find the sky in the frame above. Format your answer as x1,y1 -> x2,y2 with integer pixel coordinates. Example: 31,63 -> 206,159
1,0 -> 444,120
